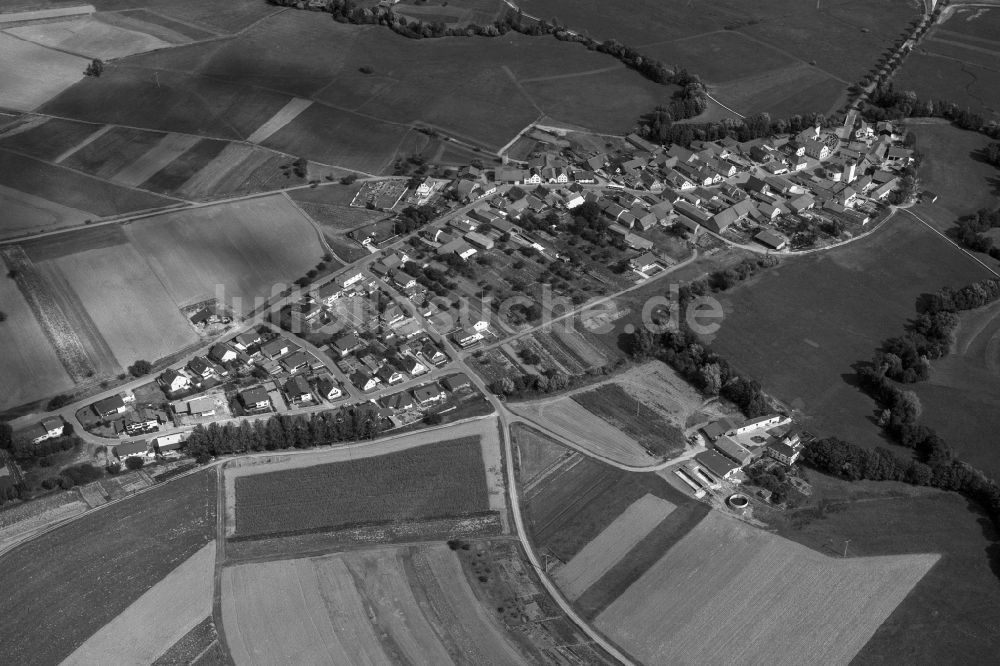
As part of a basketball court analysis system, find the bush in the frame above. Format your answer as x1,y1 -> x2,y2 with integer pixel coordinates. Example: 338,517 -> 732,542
106,462 -> 121,474
128,359 -> 153,377
124,456 -> 145,470
60,463 -> 103,485
47,394 -> 73,410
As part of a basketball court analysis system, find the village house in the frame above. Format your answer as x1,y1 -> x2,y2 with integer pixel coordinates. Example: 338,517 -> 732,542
94,395 -> 128,419
804,139 -> 830,160
765,440 -> 801,466
284,375 -> 313,404
453,325 -> 484,348
232,331 -> 262,352
280,350 -> 310,374
315,376 -> 343,401
413,383 -> 446,406
260,337 -> 294,360
442,374 -> 471,392
113,439 -> 149,460
332,332 -> 363,357
187,356 -> 219,381
630,251 -> 659,273
159,369 -> 191,393
381,390 -> 416,411
186,396 -> 216,417
240,386 -> 271,411
399,355 -> 427,376
422,341 -> 448,366
351,370 -> 380,392
208,342 -> 238,365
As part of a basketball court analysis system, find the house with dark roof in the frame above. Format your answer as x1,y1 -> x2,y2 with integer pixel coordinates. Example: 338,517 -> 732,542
381,391 -> 416,411
754,229 -> 787,250
442,374 -> 471,392
695,450 -> 742,480
94,395 -> 127,418
332,332 -> 363,357
315,376 -> 343,401
413,383 -> 446,406
714,436 -> 754,466
240,386 -> 271,411
113,439 -> 149,459
284,375 -> 313,403
765,441 -> 800,465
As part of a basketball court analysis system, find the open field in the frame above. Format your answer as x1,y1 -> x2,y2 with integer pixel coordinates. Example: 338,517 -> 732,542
174,142 -> 295,199
512,422 -> 573,491
0,149 -> 175,218
0,183 -> 91,241
710,218 -> 993,453
643,29 -> 796,84
553,493 -> 675,601
510,398 -> 653,466
0,33 -> 87,111
233,436 -> 491,538
596,510 -> 938,666
49,243 -> 199,367
770,471 -> 1000,665
0,469 -> 216,666
63,125 -> 165,178
223,543 -> 528,665
124,195 -> 325,307
0,268 -> 75,410
138,136 -> 228,195
5,16 -> 175,60
710,63 -> 846,118
62,542 -> 215,665
109,131 -> 200,187
571,383 -> 686,458
0,116 -> 98,161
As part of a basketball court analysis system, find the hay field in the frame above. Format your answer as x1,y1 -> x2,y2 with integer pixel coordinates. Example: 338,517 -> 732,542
553,493 -> 674,601
124,195 -> 325,307
510,398 -> 652,466
62,542 -> 215,665
49,243 -> 198,367
597,511 -> 938,666
0,271 -> 74,410
5,16 -> 175,60
0,34 -> 87,111
223,544 -> 527,666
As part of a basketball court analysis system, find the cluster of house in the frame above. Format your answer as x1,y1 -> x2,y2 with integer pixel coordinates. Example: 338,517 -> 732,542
333,327 -> 448,393
377,373 -> 471,415
674,414 -> 804,498
90,392 -> 169,437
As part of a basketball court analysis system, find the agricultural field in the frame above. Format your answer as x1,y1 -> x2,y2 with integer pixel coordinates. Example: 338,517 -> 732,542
0,33 -> 87,112
709,218 -> 993,452
5,16 -> 178,60
571,383 -> 686,458
0,469 -> 216,666
894,7 -> 1000,121
595,510 -> 938,666
552,493 -> 676,601
0,259 -> 76,410
222,543 -> 530,665
232,436 -> 491,538
47,242 -> 199,368
124,195 -> 326,307
62,542 -> 215,665
771,471 -> 1000,666
510,397 -> 654,466
0,116 -> 99,162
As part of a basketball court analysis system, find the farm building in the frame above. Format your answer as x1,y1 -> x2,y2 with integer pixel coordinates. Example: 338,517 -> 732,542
701,419 -> 735,442
728,414 -> 784,436
754,230 -> 787,250
93,395 -> 127,418
694,450 -> 742,481
240,387 -> 271,411
765,441 -> 801,466
714,436 -> 754,466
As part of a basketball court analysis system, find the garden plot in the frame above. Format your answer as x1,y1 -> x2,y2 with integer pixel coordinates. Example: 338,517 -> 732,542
0,33 -> 87,111
596,511 -> 939,666
553,493 -> 675,601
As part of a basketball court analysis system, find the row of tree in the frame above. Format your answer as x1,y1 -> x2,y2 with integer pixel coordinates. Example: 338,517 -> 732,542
183,405 -> 385,463
638,109 -> 830,149
863,84 -> 1000,141
273,0 -> 707,111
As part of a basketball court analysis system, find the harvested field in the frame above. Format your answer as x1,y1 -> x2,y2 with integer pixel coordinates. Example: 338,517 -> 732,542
0,116 -> 98,162
124,195 -> 325,307
5,16 -> 175,59
0,269 -> 75,410
553,493 -> 675,601
109,132 -> 201,187
0,33 -> 87,111
222,544 -> 528,665
50,243 -> 198,367
595,511 -> 939,666
509,398 -> 653,466
0,470 -> 216,666
572,384 -> 686,458
233,436 -> 491,538
62,542 -> 215,665
0,149 -> 174,216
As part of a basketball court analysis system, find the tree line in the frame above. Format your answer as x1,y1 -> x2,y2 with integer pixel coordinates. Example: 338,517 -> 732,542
863,84 -> 1000,142
627,255 -> 781,417
805,278 -> 1000,534
269,0 -> 708,116
638,109 -> 830,149
182,405 -> 384,462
